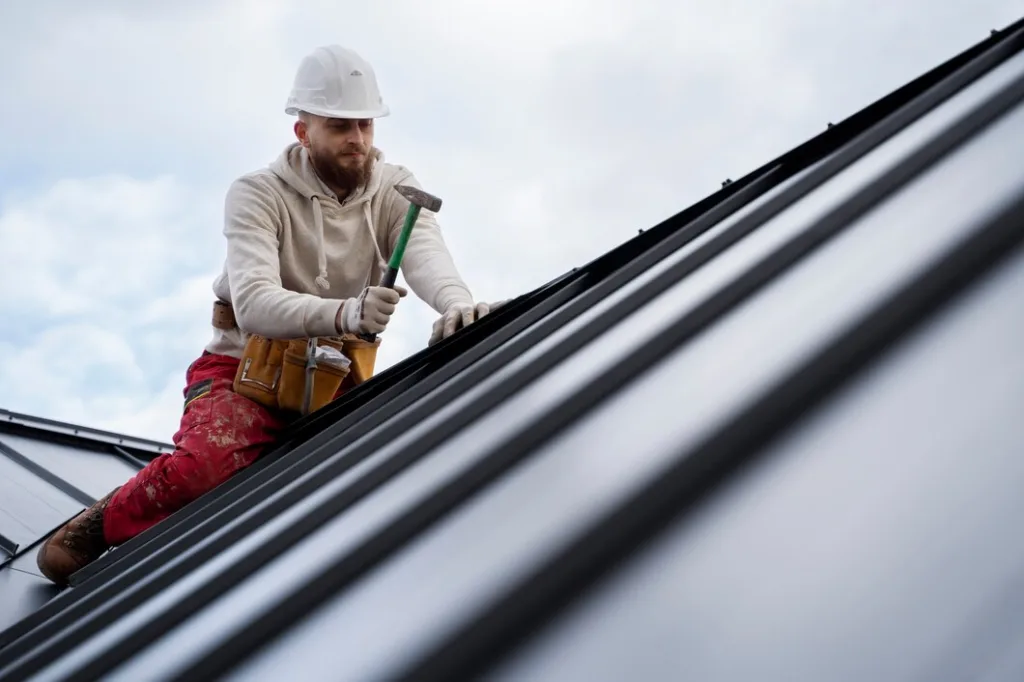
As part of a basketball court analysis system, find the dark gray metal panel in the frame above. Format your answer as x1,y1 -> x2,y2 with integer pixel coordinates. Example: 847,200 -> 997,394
60,50 -> 1024,682
0,410 -> 171,458
4,30 -> 1019,666
483,233 -> 1024,682
0,546 -> 64,632
47,13 -> 1024,599
0,427 -> 138,632
1,17 -> 1023,682
0,403 -> 153,641
0,157 -> 813,678
9,155 -> 837,682
0,435 -> 139,501
0,570 -> 61,636
0,442 -> 94,508
54,165 -> 789,593
0,456 -> 83,550
209,84 -> 1024,682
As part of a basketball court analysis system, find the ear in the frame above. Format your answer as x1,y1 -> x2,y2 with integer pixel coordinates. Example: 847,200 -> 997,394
294,119 -> 310,148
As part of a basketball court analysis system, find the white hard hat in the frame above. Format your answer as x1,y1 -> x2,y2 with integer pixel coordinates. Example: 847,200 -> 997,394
285,45 -> 390,119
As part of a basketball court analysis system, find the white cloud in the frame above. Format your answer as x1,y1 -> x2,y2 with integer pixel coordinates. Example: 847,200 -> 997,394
0,175 -> 220,316
0,173 -> 222,439
0,0 -> 1021,446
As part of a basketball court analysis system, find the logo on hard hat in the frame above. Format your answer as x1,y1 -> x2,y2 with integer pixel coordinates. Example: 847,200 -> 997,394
350,70 -> 363,76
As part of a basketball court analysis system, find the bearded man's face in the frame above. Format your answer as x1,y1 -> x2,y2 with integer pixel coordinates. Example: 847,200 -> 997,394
297,113 -> 375,195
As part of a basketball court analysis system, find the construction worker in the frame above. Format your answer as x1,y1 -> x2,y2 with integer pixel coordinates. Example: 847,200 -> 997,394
36,45 -> 504,586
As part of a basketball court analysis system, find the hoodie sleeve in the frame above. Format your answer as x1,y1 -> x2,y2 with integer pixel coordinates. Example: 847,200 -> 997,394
223,175 -> 343,338
386,172 -> 475,314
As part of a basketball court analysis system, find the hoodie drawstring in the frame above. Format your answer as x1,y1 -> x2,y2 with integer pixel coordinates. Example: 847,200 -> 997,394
363,202 -> 386,284
271,143 -> 390,294
312,195 -> 330,290
312,196 -> 384,292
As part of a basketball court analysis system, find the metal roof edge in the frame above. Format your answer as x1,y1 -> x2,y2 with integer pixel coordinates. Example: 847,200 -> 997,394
569,16 -> 1024,278
0,408 -> 173,458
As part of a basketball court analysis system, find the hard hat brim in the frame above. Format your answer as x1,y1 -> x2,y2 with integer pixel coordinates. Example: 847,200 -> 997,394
286,103 -> 391,119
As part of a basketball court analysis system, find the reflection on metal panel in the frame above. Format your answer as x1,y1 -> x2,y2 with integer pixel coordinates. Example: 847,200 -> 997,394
217,71 -> 1024,682
0,456 -> 82,550
0,435 -> 138,501
487,241 -> 1024,682
0,409 -> 172,459
0,15 -> 1023,682
0,408 -> 157,638
0,569 -> 60,635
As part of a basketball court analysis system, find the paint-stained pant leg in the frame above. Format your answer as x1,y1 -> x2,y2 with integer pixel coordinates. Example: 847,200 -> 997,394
103,352 -> 288,546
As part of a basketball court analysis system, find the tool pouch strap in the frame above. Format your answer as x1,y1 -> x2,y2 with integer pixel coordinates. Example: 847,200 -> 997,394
233,333 -> 381,415
212,300 -> 236,330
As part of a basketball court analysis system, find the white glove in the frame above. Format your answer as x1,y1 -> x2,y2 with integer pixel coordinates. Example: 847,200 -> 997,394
428,299 -> 509,346
336,285 -> 408,335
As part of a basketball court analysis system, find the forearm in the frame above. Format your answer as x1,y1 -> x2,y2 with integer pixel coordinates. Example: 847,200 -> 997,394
230,276 -> 342,339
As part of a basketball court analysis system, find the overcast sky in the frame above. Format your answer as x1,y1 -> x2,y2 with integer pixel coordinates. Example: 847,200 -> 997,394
1,0 -> 1020,442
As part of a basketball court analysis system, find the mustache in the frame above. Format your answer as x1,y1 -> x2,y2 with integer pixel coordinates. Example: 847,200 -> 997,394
341,145 -> 368,155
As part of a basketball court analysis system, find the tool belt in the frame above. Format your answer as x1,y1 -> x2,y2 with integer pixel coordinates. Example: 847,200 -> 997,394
213,300 -> 380,416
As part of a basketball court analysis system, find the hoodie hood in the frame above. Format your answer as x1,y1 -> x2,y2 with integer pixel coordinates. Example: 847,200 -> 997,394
269,142 -> 386,290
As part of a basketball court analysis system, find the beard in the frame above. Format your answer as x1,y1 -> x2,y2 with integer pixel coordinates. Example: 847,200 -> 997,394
308,142 -> 375,196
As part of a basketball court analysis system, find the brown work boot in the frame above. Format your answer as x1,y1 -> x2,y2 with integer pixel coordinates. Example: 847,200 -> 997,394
36,487 -> 119,586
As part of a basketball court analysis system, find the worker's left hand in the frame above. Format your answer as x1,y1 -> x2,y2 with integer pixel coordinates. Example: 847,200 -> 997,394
428,299 -> 509,346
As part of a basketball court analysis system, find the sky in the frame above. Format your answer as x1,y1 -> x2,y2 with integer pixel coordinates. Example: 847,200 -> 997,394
0,0 -> 1020,443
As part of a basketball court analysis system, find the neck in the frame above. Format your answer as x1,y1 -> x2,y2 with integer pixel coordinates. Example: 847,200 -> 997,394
325,180 -> 351,201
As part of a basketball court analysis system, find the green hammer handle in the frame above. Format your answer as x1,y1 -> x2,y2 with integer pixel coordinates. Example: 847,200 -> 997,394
359,203 -> 420,342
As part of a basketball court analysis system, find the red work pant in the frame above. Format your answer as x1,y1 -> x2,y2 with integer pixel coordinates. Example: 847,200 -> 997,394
103,352 -> 288,546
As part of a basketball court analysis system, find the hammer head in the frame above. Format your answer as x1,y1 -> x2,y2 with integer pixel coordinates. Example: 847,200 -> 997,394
396,184 -> 442,213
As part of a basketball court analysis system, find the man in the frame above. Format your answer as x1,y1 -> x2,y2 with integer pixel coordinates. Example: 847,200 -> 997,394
36,45 -> 502,586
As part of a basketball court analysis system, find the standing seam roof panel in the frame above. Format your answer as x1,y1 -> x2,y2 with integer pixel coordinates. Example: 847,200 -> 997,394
486,228 -> 1024,682
1,15 -> 1023,682
0,412 -> 161,635
208,53 -> 1024,682
36,16 -> 1024,601
53,12 -> 1024,597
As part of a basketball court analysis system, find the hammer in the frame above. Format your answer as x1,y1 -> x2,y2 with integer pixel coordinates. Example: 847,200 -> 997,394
359,184 -> 443,342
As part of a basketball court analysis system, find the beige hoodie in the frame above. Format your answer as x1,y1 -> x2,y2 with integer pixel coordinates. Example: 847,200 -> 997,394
205,142 -> 474,358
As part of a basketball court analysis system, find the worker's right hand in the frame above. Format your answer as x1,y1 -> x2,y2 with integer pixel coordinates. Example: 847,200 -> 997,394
336,285 -> 408,335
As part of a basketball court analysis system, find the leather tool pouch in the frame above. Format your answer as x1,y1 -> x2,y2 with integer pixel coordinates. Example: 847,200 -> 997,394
277,338 -> 350,414
232,335 -> 287,409
233,333 -> 380,415
338,335 -> 381,388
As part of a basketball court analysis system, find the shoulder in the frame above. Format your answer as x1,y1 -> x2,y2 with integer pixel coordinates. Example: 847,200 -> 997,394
225,168 -> 285,211
228,167 -> 281,195
375,160 -> 416,190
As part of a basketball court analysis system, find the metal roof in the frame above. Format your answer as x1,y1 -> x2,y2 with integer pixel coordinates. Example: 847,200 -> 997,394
0,409 -> 169,634
2,16 -> 1024,681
